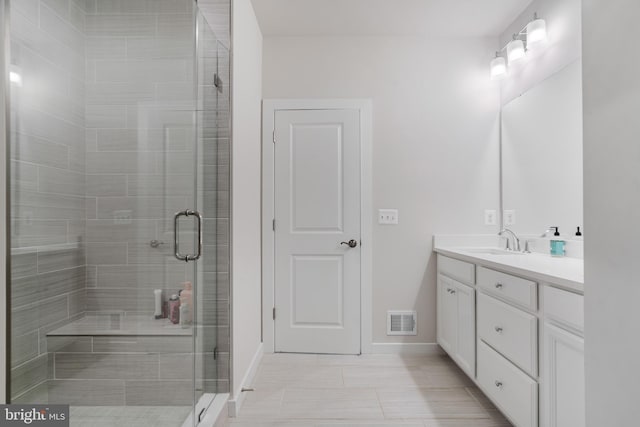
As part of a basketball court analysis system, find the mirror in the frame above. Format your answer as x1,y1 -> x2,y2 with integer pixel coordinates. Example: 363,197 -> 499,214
501,59 -> 583,237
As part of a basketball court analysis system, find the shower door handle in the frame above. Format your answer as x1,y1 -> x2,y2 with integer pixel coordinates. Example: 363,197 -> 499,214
174,210 -> 204,262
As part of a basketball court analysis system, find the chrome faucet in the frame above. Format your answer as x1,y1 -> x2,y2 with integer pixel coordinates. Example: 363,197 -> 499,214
499,228 -> 521,252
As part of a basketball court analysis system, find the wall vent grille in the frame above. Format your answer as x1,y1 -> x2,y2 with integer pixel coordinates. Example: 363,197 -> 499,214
387,311 -> 417,336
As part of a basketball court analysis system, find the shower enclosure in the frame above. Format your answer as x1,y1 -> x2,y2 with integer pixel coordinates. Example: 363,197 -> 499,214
4,0 -> 230,425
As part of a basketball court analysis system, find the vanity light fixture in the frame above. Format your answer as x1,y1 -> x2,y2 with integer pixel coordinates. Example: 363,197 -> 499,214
506,37 -> 526,63
490,13 -> 547,79
9,71 -> 22,87
490,53 -> 507,80
526,14 -> 547,47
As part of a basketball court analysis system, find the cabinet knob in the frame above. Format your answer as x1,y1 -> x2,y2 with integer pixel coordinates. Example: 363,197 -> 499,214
495,283 -> 503,289
495,381 -> 503,389
494,326 -> 503,333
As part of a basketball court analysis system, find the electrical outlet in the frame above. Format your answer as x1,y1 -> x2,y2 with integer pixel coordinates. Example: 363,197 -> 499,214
378,209 -> 399,225
504,210 -> 516,226
484,209 -> 497,225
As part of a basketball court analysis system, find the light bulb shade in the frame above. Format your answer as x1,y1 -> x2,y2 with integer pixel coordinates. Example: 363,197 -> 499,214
527,18 -> 547,46
507,39 -> 526,63
490,56 -> 507,80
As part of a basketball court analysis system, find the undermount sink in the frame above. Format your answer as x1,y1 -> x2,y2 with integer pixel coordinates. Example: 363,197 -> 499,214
457,247 -> 526,256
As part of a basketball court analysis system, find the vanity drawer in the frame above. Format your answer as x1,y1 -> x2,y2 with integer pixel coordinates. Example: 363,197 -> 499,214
544,285 -> 584,333
478,340 -> 538,427
478,292 -> 538,377
437,255 -> 475,285
477,266 -> 537,310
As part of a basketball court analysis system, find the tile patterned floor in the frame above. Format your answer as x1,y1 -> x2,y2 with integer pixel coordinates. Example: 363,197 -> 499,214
70,406 -> 192,427
229,353 -> 513,427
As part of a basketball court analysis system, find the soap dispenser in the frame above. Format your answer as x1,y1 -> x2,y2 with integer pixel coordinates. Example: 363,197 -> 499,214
548,227 -> 565,257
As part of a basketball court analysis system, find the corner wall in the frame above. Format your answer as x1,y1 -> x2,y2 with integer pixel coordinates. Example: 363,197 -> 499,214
230,0 -> 263,409
583,0 -> 640,424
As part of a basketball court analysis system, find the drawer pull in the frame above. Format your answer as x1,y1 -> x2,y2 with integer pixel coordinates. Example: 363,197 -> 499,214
446,288 -> 456,294
494,326 -> 503,333
495,283 -> 503,289
495,380 -> 503,389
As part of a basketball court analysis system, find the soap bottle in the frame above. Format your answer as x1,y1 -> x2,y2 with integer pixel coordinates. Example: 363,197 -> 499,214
549,227 -> 566,257
179,303 -> 190,329
169,294 -> 181,325
179,282 -> 193,324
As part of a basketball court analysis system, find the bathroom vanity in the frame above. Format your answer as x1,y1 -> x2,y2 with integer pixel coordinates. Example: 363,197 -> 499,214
434,238 -> 584,427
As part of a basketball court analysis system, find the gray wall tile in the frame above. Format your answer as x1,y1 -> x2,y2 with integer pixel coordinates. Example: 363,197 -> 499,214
11,133 -> 69,169
86,174 -> 127,197
47,336 -> 93,353
12,267 -> 84,310
48,379 -> 125,406
85,14 -> 156,37
86,151 -> 157,173
11,354 -> 48,399
124,380 -> 192,405
55,353 -> 159,380
96,264 -> 188,288
37,248 -> 86,273
12,331 -> 39,368
85,105 -> 127,128
86,242 -> 127,265
38,166 -> 86,197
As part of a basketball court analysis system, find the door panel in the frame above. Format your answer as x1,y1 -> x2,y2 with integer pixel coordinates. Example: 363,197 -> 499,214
275,109 -> 361,355
437,275 -> 457,355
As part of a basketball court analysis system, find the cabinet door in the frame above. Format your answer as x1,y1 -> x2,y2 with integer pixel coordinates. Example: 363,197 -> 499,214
437,275 -> 457,356
455,281 -> 476,377
543,323 -> 585,427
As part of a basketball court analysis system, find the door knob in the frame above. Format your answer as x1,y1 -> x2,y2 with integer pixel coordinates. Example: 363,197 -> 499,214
340,239 -> 358,248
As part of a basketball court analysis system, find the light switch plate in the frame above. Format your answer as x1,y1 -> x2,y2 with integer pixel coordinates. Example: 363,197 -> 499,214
378,209 -> 399,225
484,210 -> 497,226
504,210 -> 516,226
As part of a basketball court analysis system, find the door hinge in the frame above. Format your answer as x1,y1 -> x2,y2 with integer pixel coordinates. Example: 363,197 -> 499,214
272,307 -> 276,320
272,129 -> 276,143
272,219 -> 275,231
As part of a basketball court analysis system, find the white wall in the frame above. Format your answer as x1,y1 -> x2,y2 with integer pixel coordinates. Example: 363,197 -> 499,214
263,36 -> 500,345
231,0 -> 263,404
583,0 -> 640,424
499,0 -> 581,104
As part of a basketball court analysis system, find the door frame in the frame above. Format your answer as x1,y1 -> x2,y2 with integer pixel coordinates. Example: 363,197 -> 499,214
261,99 -> 373,354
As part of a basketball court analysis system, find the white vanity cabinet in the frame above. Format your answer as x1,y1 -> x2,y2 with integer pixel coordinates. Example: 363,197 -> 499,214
542,286 -> 585,427
437,255 -> 476,378
435,251 -> 585,427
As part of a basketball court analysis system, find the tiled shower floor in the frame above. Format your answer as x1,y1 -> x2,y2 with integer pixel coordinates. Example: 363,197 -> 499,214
70,406 -> 191,427
230,353 -> 514,427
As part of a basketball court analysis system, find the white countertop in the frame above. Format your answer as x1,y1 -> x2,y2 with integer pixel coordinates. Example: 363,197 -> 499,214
433,236 -> 584,293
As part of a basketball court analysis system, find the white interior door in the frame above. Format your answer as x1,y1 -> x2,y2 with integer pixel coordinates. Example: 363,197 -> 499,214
274,109 -> 361,355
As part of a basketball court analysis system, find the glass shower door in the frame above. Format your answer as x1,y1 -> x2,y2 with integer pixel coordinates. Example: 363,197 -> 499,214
6,0 -> 228,425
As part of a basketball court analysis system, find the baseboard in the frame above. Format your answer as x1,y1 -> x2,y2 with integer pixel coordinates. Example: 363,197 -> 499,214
228,342 -> 264,418
366,342 -> 444,355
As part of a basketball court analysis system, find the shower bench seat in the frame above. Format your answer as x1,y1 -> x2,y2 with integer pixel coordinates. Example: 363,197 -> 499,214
44,314 -> 196,406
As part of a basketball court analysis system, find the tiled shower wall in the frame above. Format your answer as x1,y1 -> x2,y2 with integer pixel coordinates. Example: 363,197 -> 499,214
9,0 -> 88,401
83,0 -> 199,313
10,0 -> 231,403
